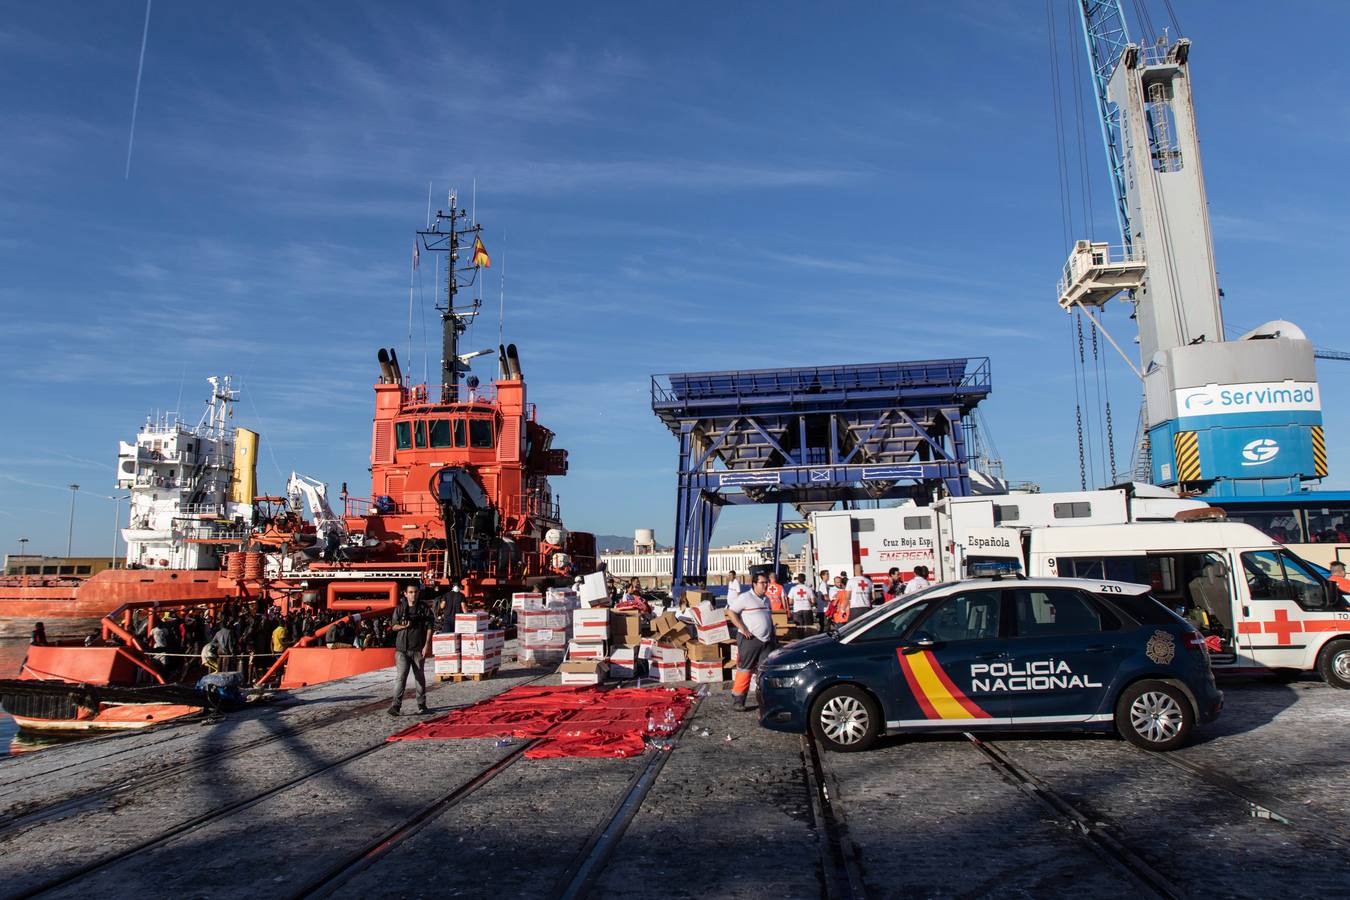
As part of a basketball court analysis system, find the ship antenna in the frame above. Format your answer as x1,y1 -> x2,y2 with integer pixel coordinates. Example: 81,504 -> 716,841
417,188 -> 483,403
498,228 -> 506,347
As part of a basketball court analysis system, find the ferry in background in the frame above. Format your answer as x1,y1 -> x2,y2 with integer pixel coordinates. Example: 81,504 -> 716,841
0,377 -> 254,636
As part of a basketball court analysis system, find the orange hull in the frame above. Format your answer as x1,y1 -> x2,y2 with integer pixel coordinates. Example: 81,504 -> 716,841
12,702 -> 201,733
0,569 -> 230,634
280,646 -> 397,689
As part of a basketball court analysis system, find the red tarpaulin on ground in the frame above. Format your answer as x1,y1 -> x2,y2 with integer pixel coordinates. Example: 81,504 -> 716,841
387,684 -> 698,758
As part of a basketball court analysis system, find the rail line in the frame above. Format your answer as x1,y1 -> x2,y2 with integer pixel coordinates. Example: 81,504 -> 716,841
801,732 -> 868,900
1143,749 -> 1350,850
965,734 -> 1184,900
3,673 -> 552,900
549,694 -> 706,900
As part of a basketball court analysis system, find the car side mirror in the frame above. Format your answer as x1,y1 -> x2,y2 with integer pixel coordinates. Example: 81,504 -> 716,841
900,634 -> 936,654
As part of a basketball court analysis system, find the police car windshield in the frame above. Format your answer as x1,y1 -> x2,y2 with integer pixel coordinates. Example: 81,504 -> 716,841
835,584 -> 945,638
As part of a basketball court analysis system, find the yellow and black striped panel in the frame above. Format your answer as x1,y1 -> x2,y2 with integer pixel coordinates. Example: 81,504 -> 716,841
1173,431 -> 1201,482
1313,425 -> 1328,477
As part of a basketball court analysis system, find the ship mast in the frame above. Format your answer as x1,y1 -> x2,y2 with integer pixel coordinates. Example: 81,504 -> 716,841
417,191 -> 484,403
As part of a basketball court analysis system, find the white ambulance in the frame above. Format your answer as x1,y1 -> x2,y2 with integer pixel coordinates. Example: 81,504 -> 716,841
810,492 -> 1350,687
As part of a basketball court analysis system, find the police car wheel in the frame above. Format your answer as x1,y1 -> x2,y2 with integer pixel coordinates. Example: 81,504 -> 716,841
810,685 -> 880,753
1317,639 -> 1350,689
1115,681 -> 1193,752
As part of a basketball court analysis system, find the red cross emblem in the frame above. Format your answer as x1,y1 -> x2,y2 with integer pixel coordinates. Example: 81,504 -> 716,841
1261,608 -> 1302,645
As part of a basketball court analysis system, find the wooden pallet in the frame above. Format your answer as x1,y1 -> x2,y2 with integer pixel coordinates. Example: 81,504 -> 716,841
436,671 -> 498,683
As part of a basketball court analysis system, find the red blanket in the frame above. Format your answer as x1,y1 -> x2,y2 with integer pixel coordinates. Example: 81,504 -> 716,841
388,685 -> 697,758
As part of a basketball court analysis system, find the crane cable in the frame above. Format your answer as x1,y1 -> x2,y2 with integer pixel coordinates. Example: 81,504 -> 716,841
1070,314 -> 1087,490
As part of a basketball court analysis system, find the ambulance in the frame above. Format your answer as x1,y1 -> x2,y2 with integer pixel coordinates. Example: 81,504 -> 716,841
809,487 -> 1350,688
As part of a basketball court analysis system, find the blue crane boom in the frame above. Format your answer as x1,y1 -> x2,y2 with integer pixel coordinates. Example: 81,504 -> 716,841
1076,0 -> 1135,252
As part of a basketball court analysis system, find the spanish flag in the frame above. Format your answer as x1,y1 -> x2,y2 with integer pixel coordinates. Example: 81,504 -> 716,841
472,236 -> 491,268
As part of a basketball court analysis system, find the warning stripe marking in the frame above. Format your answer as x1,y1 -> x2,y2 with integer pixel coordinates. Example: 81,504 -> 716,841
1173,431 -> 1201,482
1313,426 -> 1328,477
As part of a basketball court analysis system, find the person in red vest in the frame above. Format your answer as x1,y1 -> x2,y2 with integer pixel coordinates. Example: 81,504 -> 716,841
1329,561 -> 1350,594
825,577 -> 851,632
766,572 -> 787,612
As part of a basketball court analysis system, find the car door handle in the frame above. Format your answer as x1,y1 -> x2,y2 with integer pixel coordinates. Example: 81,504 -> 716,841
975,651 -> 1005,661
1084,645 -> 1115,653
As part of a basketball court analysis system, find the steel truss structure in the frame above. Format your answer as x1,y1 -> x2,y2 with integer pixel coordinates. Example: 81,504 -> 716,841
652,359 -> 992,589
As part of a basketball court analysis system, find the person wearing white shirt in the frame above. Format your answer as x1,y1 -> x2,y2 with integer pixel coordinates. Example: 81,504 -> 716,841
904,565 -> 932,595
726,573 -> 775,710
726,571 -> 742,606
787,574 -> 816,628
847,565 -> 873,610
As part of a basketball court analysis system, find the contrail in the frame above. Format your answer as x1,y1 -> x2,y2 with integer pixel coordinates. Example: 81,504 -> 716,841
125,0 -> 153,180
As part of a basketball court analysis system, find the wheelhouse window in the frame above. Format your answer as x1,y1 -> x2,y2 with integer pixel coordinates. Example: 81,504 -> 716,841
469,419 -> 494,448
395,422 -> 412,450
414,420 -> 427,448
428,419 -> 452,449
453,419 -> 467,448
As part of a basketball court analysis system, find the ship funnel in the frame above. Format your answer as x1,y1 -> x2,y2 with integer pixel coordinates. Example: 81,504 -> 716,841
387,347 -> 404,384
506,343 -> 522,380
498,344 -> 510,379
377,348 -> 394,383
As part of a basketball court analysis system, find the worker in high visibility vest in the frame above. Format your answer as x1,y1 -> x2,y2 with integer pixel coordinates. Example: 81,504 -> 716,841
825,576 -> 851,631
766,572 -> 787,612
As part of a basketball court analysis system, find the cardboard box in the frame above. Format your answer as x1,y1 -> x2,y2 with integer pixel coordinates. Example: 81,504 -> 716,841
689,660 -> 724,683
685,641 -> 722,662
511,592 -> 544,611
461,632 -> 504,655
431,632 -> 459,657
578,571 -> 608,606
518,609 -> 569,630
558,659 -> 608,685
434,657 -> 461,675
608,647 -> 636,679
518,647 -> 566,665
683,589 -> 714,607
691,607 -> 732,644
461,656 -> 500,675
455,612 -> 491,634
649,611 -> 681,638
652,660 -> 686,683
608,610 -> 642,644
651,641 -> 686,664
567,640 -> 606,659
518,625 -> 566,645
546,588 -> 581,611
637,638 -> 656,661
572,608 -> 609,642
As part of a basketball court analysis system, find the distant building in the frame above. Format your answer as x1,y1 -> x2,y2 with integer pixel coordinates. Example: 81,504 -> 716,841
3,555 -> 120,578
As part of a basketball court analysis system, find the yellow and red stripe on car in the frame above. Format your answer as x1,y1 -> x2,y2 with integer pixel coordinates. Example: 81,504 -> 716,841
896,649 -> 992,720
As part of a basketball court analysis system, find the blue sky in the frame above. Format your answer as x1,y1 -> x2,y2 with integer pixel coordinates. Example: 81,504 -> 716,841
2,1 -> 1348,557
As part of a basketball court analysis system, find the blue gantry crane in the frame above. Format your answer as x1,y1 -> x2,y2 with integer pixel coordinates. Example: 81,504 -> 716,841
652,358 -> 992,590
1056,1 -> 1326,497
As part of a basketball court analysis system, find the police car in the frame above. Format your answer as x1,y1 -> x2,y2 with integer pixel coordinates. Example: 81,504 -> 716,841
757,570 -> 1223,752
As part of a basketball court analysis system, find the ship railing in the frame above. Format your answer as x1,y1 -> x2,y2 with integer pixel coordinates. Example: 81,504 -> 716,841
344,497 -> 373,517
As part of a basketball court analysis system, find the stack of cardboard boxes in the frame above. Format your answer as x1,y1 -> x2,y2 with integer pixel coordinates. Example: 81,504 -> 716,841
516,588 -> 580,665
559,607 -> 609,685
431,631 -> 460,680
455,612 -> 504,677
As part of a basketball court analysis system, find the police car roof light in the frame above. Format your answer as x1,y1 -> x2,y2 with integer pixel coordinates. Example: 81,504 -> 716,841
967,559 -> 1023,580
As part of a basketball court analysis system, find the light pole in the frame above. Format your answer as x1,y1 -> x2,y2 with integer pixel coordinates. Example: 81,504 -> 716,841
67,484 -> 80,557
111,493 -> 129,568
18,537 -> 28,557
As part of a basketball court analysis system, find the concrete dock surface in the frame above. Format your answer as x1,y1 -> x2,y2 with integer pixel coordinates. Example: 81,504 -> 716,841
1,652 -> 1348,899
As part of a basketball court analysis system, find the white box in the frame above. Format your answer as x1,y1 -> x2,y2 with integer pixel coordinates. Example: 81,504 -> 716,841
431,632 -> 459,656
652,661 -> 686,683
512,592 -> 544,611
572,608 -> 609,642
518,627 -> 566,649
689,660 -> 724,683
579,571 -> 608,605
651,642 -> 686,664
608,647 -> 636,679
454,612 -> 491,634
692,607 -> 732,644
637,638 -> 656,661
433,657 -> 461,675
518,647 -> 566,665
567,640 -> 606,660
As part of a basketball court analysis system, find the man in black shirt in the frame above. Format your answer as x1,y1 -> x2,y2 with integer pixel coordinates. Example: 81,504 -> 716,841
388,584 -> 432,716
